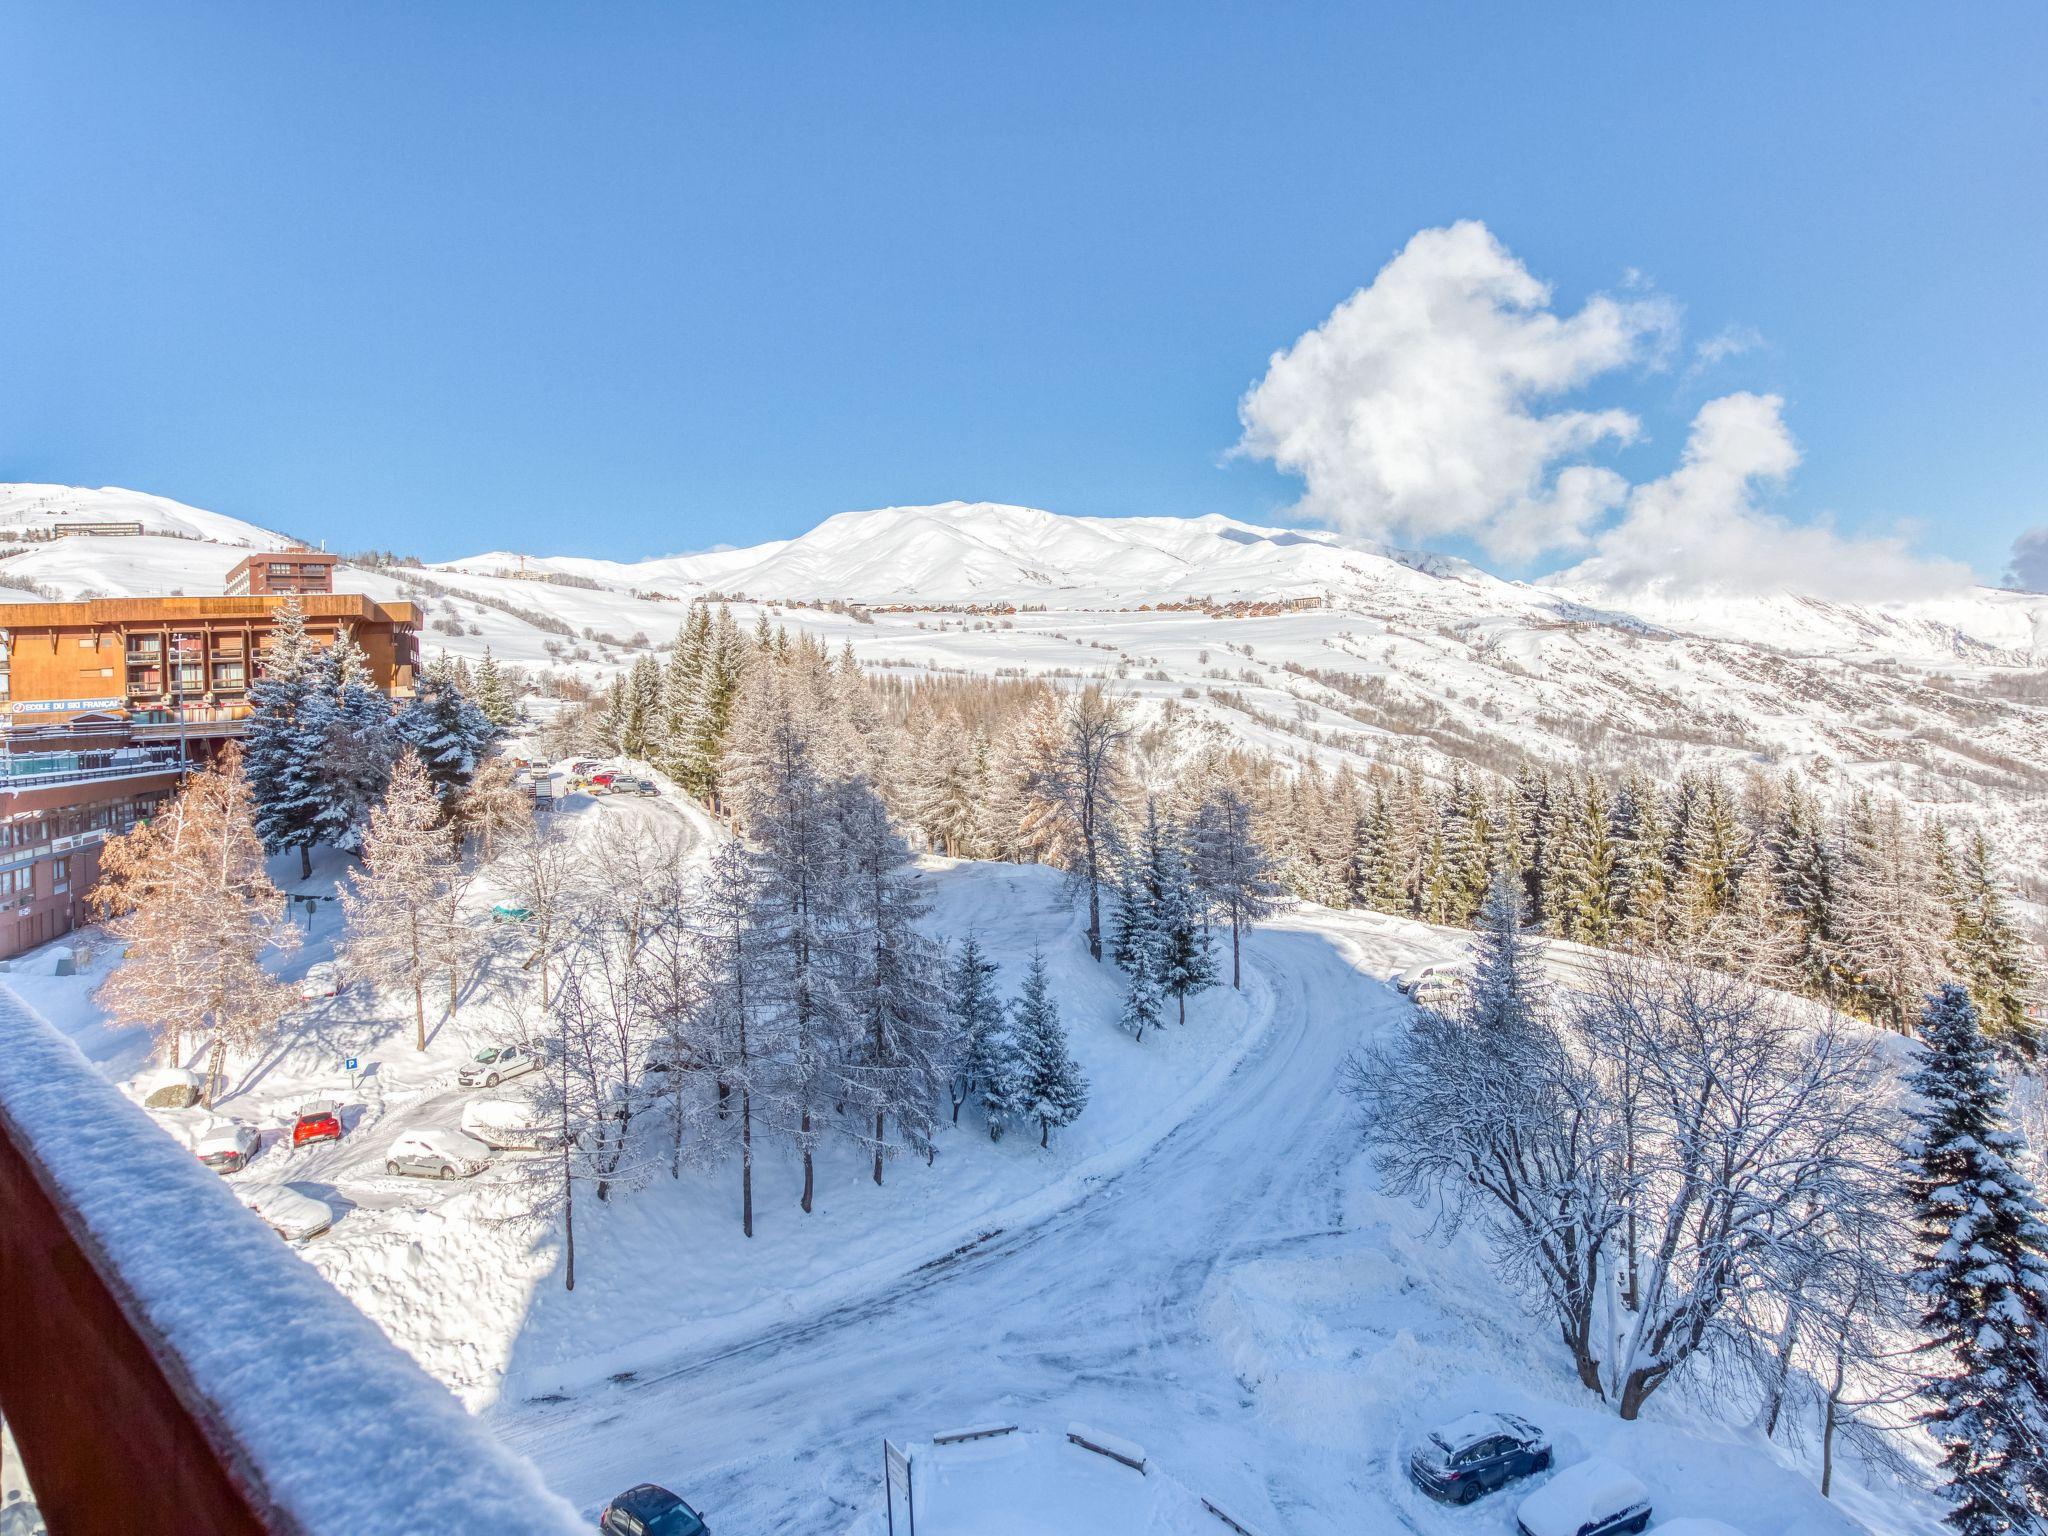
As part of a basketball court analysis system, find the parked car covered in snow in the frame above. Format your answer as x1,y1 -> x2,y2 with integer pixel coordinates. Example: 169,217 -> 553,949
384,1128 -> 490,1181
460,1094 -> 565,1152
599,1483 -> 708,1536
459,1040 -> 539,1088
1516,1458 -> 1652,1536
1409,1410 -> 1551,1503
298,961 -> 344,1000
240,1183 -> 336,1242
195,1122 -> 261,1174
291,1100 -> 344,1147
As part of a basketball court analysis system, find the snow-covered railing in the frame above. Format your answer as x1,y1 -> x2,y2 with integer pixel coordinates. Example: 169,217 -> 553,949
0,995 -> 587,1536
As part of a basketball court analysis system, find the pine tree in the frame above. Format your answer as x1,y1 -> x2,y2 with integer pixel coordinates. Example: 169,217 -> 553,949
1151,811 -> 1217,1024
1190,784 -> 1286,989
340,750 -> 457,1052
242,596 -> 326,881
1607,770 -> 1667,950
1010,950 -> 1087,1147
1837,794 -> 1946,1031
473,647 -> 516,727
396,663 -> 496,809
1906,984 -> 2048,1534
1464,871 -> 1546,1037
945,935 -> 1010,1132
310,635 -> 399,851
1943,829 -> 2038,1057
1118,936 -> 1166,1044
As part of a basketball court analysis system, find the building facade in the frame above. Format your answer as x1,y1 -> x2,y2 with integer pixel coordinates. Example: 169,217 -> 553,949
223,550 -> 338,597
0,592 -> 419,959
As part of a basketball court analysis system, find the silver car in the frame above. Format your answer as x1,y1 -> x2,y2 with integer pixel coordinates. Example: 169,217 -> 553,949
384,1130 -> 490,1181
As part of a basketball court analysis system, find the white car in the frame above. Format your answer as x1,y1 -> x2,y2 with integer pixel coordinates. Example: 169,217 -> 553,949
385,1128 -> 490,1181
459,1041 -> 539,1089
241,1183 -> 336,1242
299,962 -> 344,1001
461,1094 -> 565,1152
1516,1458 -> 1652,1536
195,1121 -> 261,1174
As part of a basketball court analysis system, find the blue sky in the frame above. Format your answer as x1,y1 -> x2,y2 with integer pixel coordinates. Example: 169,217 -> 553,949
2,2 -> 2042,581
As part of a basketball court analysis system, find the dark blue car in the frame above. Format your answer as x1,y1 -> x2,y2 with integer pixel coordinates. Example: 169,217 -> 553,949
1408,1410 -> 1551,1504
598,1483 -> 709,1536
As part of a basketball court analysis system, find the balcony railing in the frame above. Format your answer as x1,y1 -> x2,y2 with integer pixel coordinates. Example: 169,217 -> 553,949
0,750 -> 187,790
0,995 -> 589,1536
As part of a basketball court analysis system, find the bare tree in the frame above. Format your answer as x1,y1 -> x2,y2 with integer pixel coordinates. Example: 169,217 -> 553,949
341,749 -> 456,1051
503,819 -> 582,1010
92,746 -> 298,1104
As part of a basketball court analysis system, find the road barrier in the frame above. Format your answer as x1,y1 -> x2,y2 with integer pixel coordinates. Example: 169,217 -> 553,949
1201,1494 -> 1268,1536
933,1423 -> 1018,1445
1065,1422 -> 1147,1473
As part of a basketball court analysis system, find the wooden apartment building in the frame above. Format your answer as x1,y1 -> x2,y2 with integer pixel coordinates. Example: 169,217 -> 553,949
0,591 -> 419,958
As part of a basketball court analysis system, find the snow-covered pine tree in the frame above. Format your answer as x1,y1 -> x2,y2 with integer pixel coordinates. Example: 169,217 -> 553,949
1836,793 -> 1946,1031
1010,950 -> 1088,1148
396,661 -> 496,809
1607,770 -> 1667,951
92,745 -> 298,1103
1906,983 -> 2048,1533
1190,783 -> 1285,989
242,596 -> 326,880
840,787 -> 948,1182
340,749 -> 457,1051
1153,813 -> 1217,1024
1941,828 -> 2038,1057
1117,930 -> 1166,1044
310,633 -> 399,852
1438,766 -> 1493,926
473,646 -> 516,727
945,934 -> 1009,1130
1465,870 -> 1546,1037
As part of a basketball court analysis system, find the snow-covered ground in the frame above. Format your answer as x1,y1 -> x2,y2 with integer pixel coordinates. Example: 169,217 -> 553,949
8,832 -> 1940,1533
0,484 -> 1982,1532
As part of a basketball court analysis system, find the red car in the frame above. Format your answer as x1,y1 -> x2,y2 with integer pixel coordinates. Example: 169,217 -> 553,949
589,771 -> 619,790
292,1101 -> 344,1147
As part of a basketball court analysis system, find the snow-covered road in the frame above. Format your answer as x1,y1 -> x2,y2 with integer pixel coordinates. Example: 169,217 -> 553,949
492,911 -> 1408,1533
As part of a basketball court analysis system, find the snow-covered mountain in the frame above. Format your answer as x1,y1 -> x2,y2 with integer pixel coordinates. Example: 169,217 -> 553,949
6,485 -> 2046,883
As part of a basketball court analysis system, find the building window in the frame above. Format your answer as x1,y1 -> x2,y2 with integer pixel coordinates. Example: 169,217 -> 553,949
52,858 -> 69,895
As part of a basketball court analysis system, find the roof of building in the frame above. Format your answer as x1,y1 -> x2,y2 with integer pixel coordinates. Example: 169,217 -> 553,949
0,594 -> 417,628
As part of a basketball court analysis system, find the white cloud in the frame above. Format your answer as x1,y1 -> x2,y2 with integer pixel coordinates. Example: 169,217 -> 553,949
1235,220 -> 1676,558
2009,527 -> 2048,592
1555,392 -> 1971,601
1238,222 -> 1968,600
1691,324 -> 1763,370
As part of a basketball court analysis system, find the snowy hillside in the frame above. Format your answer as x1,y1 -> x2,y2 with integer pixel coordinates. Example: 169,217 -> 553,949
0,483 -> 295,549
7,485 -> 2046,885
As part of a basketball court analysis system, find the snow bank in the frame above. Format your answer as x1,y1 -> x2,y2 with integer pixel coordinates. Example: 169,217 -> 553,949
0,992 -> 585,1535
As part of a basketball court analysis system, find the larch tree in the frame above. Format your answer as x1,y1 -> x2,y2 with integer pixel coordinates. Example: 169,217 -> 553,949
340,749 -> 457,1051
840,789 -> 948,1182
1021,685 -> 1129,962
92,746 -> 298,1105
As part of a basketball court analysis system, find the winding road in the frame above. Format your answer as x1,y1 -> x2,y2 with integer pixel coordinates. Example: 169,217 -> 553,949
492,913 -> 1425,1534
